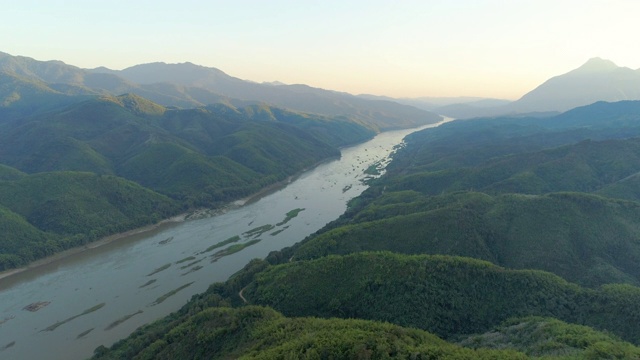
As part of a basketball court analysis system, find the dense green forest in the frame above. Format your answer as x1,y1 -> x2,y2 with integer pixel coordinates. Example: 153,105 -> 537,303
92,100 -> 640,358
99,305 -> 640,360
289,191 -> 640,287
245,252 -> 640,343
0,92 -> 388,270
0,51 -> 443,129
0,172 -> 180,269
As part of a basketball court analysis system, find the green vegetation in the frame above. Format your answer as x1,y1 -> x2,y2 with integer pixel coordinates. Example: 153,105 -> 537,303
146,263 -> 171,277
158,237 -> 173,245
150,283 -> 194,306
105,310 -> 144,331
181,265 -> 203,276
290,191 -> 640,287
92,100 -> 640,358
460,316 -> 640,358
239,105 -> 377,147
93,306 -> 529,360
247,252 -> 640,343
175,256 -> 195,264
43,303 -> 106,332
363,161 -> 382,175
211,239 -> 262,262
199,235 -> 241,254
0,91 -> 377,270
243,225 -> 274,238
0,171 -> 180,270
77,328 -> 94,339
269,226 -> 289,236
180,258 -> 204,270
275,208 -> 305,226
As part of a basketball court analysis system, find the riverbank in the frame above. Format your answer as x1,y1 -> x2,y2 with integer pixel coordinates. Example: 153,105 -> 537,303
0,214 -> 188,282
0,120 -> 449,284
0,119 -> 446,360
0,156 -> 339,283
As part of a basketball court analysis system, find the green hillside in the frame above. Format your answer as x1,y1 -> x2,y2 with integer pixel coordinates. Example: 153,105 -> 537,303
238,104 -> 376,147
0,204 -> 58,269
0,172 -> 180,269
0,93 -> 378,269
245,252 -> 640,344
94,306 -> 531,360
90,100 -> 640,358
460,316 -> 640,358
0,70 -> 88,121
271,103 -> 640,288
290,191 -> 640,287
0,94 -> 347,205
91,254 -> 640,359
384,138 -> 640,199
1,52 -> 444,131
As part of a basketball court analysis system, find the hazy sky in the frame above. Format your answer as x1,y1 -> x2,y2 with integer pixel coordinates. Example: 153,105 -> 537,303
3,0 -> 639,99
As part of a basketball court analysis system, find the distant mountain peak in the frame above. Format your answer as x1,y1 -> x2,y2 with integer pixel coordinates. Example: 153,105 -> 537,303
508,57 -> 640,113
263,81 -> 287,86
573,57 -> 619,73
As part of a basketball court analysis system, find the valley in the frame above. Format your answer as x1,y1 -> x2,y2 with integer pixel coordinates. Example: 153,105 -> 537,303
0,122 -> 440,360
2,45 -> 640,359
92,99 -> 640,359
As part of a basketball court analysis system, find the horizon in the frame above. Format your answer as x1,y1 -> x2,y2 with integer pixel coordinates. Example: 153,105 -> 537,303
3,0 -> 640,100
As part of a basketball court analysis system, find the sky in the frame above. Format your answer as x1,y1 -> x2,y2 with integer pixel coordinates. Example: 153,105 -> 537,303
2,0 -> 639,100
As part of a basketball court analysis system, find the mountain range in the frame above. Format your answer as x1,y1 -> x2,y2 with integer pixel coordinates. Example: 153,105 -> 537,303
427,58 -> 640,118
4,50 -> 640,358
92,99 -> 640,359
4,51 -> 639,122
0,51 -> 441,130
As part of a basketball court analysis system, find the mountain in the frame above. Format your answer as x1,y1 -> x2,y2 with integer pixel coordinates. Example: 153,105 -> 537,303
93,305 -> 640,359
244,252 -> 640,343
509,58 -> 640,114
0,171 -> 180,270
93,306 -> 532,359
432,99 -> 531,119
291,191 -> 640,287
0,52 -> 220,111
0,93 -> 378,270
92,252 -> 640,359
277,101 -> 640,287
91,61 -> 442,130
89,99 -> 640,358
0,94 -> 351,204
0,70 -> 90,120
358,93 -> 512,115
421,58 -> 640,119
2,52 -> 443,130
0,51 -> 133,94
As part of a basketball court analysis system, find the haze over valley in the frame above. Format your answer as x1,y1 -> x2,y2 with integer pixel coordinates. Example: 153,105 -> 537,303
2,1 -> 640,359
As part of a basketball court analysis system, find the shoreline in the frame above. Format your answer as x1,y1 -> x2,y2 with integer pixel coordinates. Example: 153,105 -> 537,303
0,157 -> 337,283
0,120 -> 448,284
0,213 -> 188,282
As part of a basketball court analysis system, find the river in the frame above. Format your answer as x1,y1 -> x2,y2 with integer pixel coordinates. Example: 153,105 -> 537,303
0,120 -> 446,360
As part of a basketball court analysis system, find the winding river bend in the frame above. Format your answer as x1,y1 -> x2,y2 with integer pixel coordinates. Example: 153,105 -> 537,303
0,120 -> 446,360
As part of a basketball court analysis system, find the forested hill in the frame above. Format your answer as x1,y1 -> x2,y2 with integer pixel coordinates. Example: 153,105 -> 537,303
0,52 -> 443,130
0,93 -> 379,270
92,100 -> 640,358
283,100 -> 640,287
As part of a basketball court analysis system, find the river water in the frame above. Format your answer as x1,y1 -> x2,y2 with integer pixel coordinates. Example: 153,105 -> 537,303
0,120 -> 445,360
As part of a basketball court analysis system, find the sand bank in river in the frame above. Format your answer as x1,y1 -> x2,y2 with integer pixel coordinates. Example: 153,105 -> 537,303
0,171 -> 305,283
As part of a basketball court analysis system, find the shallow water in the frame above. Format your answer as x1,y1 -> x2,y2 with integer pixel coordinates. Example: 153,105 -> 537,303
0,120 -> 445,360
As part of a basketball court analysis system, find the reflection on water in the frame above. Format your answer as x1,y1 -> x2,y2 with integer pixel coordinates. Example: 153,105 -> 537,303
0,120 -> 445,360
